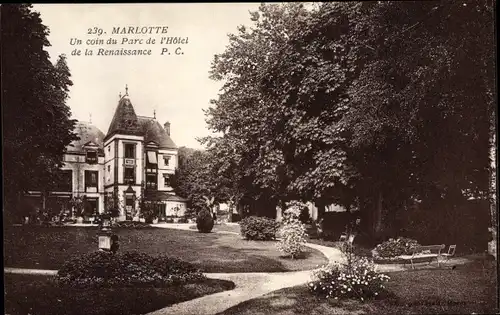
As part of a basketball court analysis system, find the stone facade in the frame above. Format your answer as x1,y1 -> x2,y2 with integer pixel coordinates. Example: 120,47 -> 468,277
25,88 -> 187,221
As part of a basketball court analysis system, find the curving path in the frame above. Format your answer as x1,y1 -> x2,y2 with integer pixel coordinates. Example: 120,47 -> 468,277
4,223 -> 471,315
146,223 -> 343,315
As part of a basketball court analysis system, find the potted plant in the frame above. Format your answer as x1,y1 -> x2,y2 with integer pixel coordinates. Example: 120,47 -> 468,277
70,197 -> 85,224
140,201 -> 157,224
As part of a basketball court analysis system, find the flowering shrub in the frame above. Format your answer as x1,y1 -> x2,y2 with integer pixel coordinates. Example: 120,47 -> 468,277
309,241 -> 390,301
57,251 -> 205,288
277,209 -> 308,258
240,216 -> 279,241
373,237 -> 420,258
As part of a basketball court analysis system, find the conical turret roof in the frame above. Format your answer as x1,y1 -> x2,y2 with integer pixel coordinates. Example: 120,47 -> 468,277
105,93 -> 142,140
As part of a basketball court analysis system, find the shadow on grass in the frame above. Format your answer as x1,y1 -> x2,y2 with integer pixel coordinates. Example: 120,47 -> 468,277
4,274 -> 236,315
3,225 -> 326,273
217,259 -> 498,315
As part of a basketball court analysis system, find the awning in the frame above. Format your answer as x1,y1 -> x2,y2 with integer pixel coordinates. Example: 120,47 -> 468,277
147,151 -> 157,164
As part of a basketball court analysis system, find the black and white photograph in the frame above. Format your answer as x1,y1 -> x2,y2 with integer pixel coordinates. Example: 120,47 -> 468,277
2,2 -> 498,315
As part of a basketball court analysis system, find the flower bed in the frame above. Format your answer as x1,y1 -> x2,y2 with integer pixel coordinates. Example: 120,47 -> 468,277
308,243 -> 390,302
57,251 -> 205,288
372,237 -> 420,259
111,221 -> 153,229
240,216 -> 279,241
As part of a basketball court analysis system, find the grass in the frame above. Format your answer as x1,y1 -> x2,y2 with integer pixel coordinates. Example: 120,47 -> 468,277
4,226 -> 327,273
4,274 -> 235,315
217,258 -> 498,315
189,222 -> 241,234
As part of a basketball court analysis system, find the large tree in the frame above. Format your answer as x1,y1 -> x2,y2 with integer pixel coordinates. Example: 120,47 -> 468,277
340,1 -> 495,237
205,3 -> 359,217
2,4 -> 77,216
205,1 -> 495,240
173,147 -> 214,213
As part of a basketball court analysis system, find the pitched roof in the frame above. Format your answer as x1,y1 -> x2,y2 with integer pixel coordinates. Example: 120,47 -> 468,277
104,94 -> 177,149
67,121 -> 105,153
104,95 -> 142,140
137,116 -> 177,149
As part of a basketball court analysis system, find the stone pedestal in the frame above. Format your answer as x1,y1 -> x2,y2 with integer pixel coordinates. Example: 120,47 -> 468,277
488,228 -> 497,259
488,241 -> 496,259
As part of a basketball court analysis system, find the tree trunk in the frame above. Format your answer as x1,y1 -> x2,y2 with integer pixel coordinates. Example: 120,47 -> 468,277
227,200 -> 233,223
488,129 -> 497,259
374,190 -> 383,238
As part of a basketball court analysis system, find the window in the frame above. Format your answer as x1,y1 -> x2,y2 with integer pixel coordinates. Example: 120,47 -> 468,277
86,151 -> 97,164
163,174 -> 171,187
57,170 -> 73,192
163,155 -> 170,166
108,146 -> 111,152
146,151 -> 158,173
146,174 -> 157,189
147,151 -> 157,164
124,167 -> 135,183
107,165 -> 111,172
85,170 -> 99,190
124,143 -> 135,159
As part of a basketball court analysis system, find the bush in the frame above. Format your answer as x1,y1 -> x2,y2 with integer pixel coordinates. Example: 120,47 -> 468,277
373,237 -> 420,258
112,221 -> 152,229
57,251 -> 204,288
277,209 -> 308,258
299,207 -> 311,224
196,210 -> 214,233
309,242 -> 390,301
317,212 -> 356,241
231,212 -> 241,222
240,216 -> 279,241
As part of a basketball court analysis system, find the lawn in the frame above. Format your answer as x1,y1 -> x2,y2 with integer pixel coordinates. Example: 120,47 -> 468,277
4,274 -> 235,315
4,226 -> 327,272
189,223 -> 241,234
217,258 -> 498,315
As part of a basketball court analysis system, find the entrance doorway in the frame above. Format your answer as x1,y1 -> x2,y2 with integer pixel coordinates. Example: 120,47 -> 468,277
125,196 -> 134,220
86,199 -> 98,217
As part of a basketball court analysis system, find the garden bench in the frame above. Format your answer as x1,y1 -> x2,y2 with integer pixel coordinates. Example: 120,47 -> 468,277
400,244 -> 445,269
339,233 -> 356,245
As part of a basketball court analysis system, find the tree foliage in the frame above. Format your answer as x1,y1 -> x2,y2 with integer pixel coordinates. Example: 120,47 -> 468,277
2,4 -> 78,213
204,1 -> 495,236
173,147 -> 213,212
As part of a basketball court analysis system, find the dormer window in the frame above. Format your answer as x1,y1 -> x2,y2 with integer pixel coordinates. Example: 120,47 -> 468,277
146,151 -> 158,174
86,151 -> 98,164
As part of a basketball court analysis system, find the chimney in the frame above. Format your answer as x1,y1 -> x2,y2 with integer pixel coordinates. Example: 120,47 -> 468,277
164,121 -> 170,136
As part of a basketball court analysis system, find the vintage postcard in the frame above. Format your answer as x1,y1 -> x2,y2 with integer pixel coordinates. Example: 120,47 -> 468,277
2,2 -> 498,315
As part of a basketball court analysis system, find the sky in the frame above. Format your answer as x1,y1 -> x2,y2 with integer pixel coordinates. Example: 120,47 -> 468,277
33,3 -> 262,149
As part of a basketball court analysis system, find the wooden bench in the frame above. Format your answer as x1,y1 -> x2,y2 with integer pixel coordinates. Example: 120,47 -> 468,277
400,244 -> 445,269
339,233 -> 356,245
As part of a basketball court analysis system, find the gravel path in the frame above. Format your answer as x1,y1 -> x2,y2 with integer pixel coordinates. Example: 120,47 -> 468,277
4,223 -> 471,315
146,224 -> 342,315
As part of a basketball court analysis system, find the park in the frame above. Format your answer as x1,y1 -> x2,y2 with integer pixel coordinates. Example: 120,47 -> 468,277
2,2 -> 498,315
